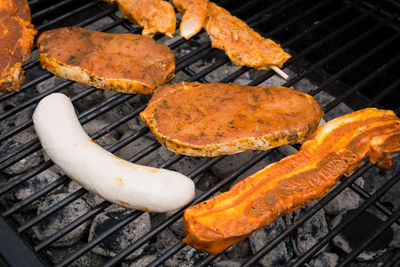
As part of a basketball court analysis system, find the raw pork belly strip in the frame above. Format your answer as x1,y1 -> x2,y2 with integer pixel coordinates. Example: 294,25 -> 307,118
184,108 -> 400,254
103,0 -> 176,37
173,0 -> 291,69
37,27 -> 175,94
140,82 -> 323,157
0,0 -> 36,92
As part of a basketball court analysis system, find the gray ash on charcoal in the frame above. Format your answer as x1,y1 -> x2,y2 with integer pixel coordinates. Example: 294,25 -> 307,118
89,208 -> 151,260
249,218 -> 294,267
33,193 -> 91,247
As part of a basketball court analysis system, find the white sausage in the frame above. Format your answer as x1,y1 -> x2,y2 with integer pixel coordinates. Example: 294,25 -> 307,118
33,93 -> 195,212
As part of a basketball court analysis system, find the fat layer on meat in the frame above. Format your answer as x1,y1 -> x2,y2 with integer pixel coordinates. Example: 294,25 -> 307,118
0,0 -> 36,92
37,27 -> 175,94
140,82 -> 323,157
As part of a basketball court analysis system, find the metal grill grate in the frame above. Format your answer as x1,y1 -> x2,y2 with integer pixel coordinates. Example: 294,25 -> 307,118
0,0 -> 399,266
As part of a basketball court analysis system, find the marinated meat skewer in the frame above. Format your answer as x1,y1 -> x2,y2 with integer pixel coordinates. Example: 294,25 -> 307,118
0,0 -> 37,92
140,82 -> 323,157
173,0 -> 208,40
173,0 -> 291,75
37,27 -> 175,94
184,108 -> 400,254
103,0 -> 176,38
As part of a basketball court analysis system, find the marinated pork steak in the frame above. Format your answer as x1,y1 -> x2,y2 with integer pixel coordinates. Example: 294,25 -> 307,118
0,0 -> 36,92
140,82 -> 323,157
37,27 -> 175,94
103,0 -> 176,38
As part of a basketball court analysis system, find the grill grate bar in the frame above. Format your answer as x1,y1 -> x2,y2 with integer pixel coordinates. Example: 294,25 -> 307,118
338,209 -> 400,266
292,171 -> 400,266
17,188 -> 87,233
31,0 -> 81,21
284,5 -> 381,78
148,241 -> 186,267
55,210 -> 143,267
2,176 -> 69,217
350,183 -> 400,225
0,80 -> 73,121
323,51 -> 400,113
285,12 -> 399,88
282,0 -> 362,51
183,66 -> 209,83
244,3 -> 380,88
0,160 -> 53,195
308,31 -> 400,96
127,142 -> 161,163
267,0 -> 335,37
34,201 -> 112,252
34,2 -> 99,32
382,249 -> 400,267
365,77 -> 400,108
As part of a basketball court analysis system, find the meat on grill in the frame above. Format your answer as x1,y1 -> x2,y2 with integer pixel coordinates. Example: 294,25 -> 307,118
37,27 -> 175,94
140,82 -> 323,157
173,0 -> 208,39
103,0 -> 176,38
183,108 -> 400,254
0,0 -> 36,92
174,0 -> 291,69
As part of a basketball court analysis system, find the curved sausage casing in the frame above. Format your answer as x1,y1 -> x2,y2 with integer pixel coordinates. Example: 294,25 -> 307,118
33,93 -> 195,213
184,108 -> 400,254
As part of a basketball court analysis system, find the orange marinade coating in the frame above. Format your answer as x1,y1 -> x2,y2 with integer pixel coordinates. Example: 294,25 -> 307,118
184,108 -> 400,254
140,82 -> 323,157
0,0 -> 36,92
105,0 -> 176,38
37,27 -> 175,94
173,0 -> 208,39
173,0 -> 291,69
204,2 -> 291,69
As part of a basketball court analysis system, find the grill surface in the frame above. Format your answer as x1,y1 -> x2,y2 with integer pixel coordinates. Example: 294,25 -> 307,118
0,0 -> 400,266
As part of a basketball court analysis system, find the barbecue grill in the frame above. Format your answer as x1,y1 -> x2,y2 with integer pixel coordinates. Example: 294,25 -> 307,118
0,0 -> 399,266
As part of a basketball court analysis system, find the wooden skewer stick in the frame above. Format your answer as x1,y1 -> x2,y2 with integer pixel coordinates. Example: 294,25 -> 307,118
271,65 -> 289,80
